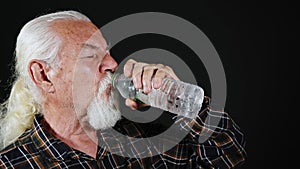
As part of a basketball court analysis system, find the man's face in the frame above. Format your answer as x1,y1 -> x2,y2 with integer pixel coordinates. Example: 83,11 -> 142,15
50,20 -> 121,130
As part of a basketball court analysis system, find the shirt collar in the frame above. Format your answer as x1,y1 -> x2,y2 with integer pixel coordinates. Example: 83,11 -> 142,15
30,115 -> 106,161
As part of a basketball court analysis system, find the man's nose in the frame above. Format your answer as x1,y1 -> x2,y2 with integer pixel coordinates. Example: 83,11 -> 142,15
99,53 -> 118,73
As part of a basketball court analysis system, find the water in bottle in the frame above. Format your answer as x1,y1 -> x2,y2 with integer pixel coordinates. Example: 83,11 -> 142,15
112,73 -> 205,119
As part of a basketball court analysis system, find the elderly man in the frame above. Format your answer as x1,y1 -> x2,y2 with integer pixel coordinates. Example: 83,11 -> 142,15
0,10 -> 246,168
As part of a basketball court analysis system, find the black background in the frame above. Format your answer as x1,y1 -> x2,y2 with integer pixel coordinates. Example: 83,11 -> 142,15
0,1 -> 295,169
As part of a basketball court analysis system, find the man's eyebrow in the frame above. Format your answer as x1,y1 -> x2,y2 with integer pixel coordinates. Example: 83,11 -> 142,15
81,43 -> 110,51
82,43 -> 99,50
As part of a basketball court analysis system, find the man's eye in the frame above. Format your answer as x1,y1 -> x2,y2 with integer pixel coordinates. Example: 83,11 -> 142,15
86,54 -> 97,58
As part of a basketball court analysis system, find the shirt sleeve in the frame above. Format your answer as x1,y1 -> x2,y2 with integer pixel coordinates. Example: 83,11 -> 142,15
175,96 -> 247,168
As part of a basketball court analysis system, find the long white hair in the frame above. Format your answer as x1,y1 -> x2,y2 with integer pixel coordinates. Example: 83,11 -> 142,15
0,10 -> 91,150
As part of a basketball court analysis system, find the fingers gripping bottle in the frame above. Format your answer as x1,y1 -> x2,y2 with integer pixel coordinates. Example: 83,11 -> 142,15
112,73 -> 205,119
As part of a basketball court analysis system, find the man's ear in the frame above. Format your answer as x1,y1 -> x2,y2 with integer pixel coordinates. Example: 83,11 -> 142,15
28,60 -> 55,93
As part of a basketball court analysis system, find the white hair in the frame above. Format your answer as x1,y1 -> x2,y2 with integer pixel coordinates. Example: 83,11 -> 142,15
0,10 -> 91,150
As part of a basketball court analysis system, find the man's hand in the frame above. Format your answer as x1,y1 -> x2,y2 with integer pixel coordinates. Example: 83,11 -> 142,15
123,59 -> 179,110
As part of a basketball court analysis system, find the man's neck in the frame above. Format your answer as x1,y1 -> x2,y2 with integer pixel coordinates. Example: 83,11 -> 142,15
43,109 -> 99,158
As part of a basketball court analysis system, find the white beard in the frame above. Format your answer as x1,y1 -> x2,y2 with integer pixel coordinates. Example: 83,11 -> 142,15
86,72 -> 121,130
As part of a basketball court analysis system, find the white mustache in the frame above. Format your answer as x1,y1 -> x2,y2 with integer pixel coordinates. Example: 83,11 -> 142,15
97,72 -> 113,96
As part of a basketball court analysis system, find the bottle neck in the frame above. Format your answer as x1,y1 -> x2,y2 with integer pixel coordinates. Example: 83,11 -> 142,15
112,72 -> 120,88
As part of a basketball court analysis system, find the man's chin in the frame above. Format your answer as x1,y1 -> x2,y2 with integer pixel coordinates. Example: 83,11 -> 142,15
79,118 -> 118,131
88,114 -> 121,130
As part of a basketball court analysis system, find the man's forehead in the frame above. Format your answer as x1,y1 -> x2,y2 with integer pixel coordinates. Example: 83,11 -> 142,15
51,19 -> 102,41
51,20 -> 108,52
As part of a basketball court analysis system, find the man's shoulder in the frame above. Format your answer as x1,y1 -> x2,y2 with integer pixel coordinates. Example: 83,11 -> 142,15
0,128 -> 38,166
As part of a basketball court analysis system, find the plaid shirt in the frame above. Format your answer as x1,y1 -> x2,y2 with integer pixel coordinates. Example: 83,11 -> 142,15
0,97 -> 246,169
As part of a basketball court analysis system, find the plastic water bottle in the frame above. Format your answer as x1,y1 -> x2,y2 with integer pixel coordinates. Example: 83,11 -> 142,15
112,73 -> 205,119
